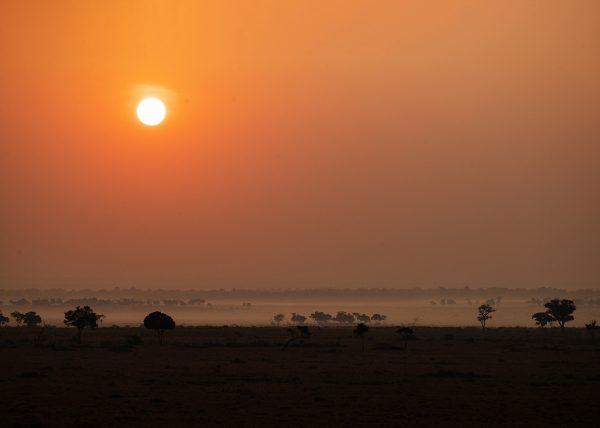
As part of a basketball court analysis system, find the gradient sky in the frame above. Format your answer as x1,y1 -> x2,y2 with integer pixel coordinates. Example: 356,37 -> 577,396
1,1 -> 599,289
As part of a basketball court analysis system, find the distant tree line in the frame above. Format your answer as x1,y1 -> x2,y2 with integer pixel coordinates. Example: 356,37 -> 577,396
3,286 -> 600,305
273,311 -> 388,326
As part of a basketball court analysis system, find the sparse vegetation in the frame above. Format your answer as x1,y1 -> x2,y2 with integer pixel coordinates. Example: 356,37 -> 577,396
477,304 -> 496,331
64,306 -> 103,343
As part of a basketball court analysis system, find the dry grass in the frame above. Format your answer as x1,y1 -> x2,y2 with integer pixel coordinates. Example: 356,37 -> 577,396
0,326 -> 599,427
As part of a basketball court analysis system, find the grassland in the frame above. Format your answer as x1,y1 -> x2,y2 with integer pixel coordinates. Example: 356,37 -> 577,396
1,326 -> 599,427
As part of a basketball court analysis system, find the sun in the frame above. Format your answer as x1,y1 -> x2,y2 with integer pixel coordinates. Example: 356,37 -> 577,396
137,97 -> 166,126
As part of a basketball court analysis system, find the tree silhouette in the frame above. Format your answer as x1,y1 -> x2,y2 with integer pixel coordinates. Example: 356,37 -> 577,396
310,311 -> 332,324
477,304 -> 495,331
585,320 -> 598,341
11,311 -> 25,326
143,311 -> 175,344
290,313 -> 307,324
532,311 -> 553,328
273,313 -> 285,325
371,314 -> 387,324
396,327 -> 416,349
333,311 -> 355,324
282,325 -> 311,350
353,323 -> 369,352
354,313 -> 371,323
544,299 -> 576,331
23,312 -> 42,327
0,312 -> 9,326
64,306 -> 103,343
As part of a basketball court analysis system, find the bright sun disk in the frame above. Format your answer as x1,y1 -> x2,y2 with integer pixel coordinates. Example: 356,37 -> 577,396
137,97 -> 166,126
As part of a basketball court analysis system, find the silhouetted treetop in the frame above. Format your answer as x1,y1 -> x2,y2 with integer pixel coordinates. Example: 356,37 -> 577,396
477,304 -> 495,330
23,312 -> 42,327
290,313 -> 307,324
532,311 -> 553,328
333,311 -> 355,324
544,299 -> 576,330
64,306 -> 103,343
144,311 -> 176,331
310,311 -> 332,324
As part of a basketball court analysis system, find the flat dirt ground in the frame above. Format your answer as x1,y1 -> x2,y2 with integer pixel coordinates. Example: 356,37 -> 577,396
1,326 -> 599,427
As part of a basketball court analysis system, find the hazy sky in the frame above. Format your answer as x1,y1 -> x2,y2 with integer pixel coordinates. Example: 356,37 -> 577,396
1,1 -> 598,289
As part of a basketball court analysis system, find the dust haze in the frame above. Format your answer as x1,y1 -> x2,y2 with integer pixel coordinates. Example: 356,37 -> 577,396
3,287 -> 600,327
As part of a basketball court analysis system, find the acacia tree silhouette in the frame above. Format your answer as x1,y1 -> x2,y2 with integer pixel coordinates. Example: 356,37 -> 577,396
23,312 -> 42,327
282,326 -> 311,350
544,299 -> 576,332
143,311 -> 175,344
354,323 -> 369,352
477,304 -> 495,331
64,306 -> 103,344
532,311 -> 553,328
0,312 -> 9,326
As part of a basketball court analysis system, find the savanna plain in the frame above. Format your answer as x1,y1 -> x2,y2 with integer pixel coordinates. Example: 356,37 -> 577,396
1,325 -> 599,427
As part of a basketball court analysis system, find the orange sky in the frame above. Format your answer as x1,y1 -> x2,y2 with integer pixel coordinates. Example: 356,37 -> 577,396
1,1 -> 599,289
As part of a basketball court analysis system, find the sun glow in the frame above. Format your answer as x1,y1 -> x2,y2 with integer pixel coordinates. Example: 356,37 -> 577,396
137,97 -> 166,126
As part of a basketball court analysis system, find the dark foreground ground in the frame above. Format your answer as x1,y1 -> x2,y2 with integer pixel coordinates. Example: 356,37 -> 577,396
1,326 -> 599,427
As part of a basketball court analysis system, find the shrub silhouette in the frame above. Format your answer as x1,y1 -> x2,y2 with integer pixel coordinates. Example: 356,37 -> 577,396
64,306 -> 103,343
477,304 -> 495,331
544,299 -> 576,331
283,325 -> 311,350
290,313 -> 307,324
585,320 -> 599,340
396,327 -> 416,349
532,311 -> 553,328
23,312 -> 42,327
0,311 -> 9,326
273,313 -> 285,325
353,323 -> 369,352
143,311 -> 175,344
